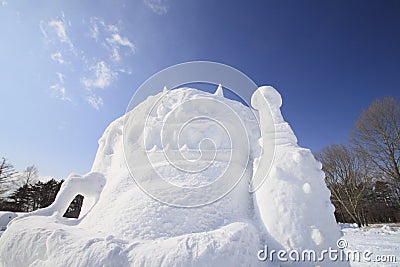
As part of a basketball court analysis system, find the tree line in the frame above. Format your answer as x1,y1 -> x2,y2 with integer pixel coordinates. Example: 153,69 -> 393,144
316,97 -> 399,226
0,161 -> 83,218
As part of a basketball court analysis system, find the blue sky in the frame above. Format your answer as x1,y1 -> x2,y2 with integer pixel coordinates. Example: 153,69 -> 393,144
1,0 -> 399,179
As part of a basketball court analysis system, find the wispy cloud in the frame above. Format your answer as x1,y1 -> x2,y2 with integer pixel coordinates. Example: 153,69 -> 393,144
1,0 -> 7,6
144,0 -> 169,15
41,14 -> 135,110
49,72 -> 70,101
90,17 -> 135,62
81,61 -> 116,89
40,13 -> 75,53
56,72 -> 65,83
49,83 -> 65,97
118,68 -> 132,75
86,94 -> 104,110
106,33 -> 135,62
50,52 -> 65,64
89,17 -> 104,41
48,20 -> 69,43
49,84 -> 70,102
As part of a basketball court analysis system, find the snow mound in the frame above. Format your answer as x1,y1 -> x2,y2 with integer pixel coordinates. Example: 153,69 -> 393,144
379,225 -> 399,233
0,86 -> 344,266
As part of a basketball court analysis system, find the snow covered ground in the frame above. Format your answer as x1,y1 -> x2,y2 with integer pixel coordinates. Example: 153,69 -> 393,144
0,222 -> 398,266
341,224 -> 400,267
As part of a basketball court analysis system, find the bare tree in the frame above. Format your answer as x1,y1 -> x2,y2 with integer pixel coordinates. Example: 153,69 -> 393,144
351,97 -> 400,190
317,144 -> 371,227
21,165 -> 38,186
0,158 -> 17,196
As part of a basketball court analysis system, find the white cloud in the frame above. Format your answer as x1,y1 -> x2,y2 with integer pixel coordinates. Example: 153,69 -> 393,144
106,33 -> 135,62
86,94 -> 104,110
48,20 -> 68,42
144,0 -> 169,15
107,24 -> 119,33
1,0 -> 7,6
41,14 -> 135,109
40,14 -> 75,53
81,60 -> 120,110
110,48 -> 120,62
49,72 -> 70,101
50,83 -> 70,101
90,17 -> 135,62
107,33 -> 135,49
89,17 -> 102,41
50,52 -> 65,64
118,68 -> 132,75
89,17 -> 106,41
81,61 -> 116,89
56,72 -> 65,83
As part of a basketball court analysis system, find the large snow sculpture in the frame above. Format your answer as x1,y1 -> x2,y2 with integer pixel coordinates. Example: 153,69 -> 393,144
0,86 -> 346,267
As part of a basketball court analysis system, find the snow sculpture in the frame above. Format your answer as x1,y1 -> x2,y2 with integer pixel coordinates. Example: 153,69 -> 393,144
0,86 -> 346,267
10,172 -> 106,226
0,212 -> 17,230
252,87 -> 342,256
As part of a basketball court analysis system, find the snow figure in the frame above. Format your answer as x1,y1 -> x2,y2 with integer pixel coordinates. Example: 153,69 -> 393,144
0,86 -> 346,266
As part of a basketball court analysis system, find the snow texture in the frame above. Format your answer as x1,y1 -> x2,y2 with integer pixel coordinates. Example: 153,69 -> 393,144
0,86 -> 345,266
341,224 -> 400,267
0,212 -> 17,231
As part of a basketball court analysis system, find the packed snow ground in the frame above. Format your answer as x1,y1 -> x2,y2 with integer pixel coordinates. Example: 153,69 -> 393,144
341,224 -> 400,267
1,218 -> 398,267
1,86 -> 348,266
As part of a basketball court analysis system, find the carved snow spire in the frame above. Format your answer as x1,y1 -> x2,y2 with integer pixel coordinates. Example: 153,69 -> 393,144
214,84 -> 224,97
163,86 -> 168,93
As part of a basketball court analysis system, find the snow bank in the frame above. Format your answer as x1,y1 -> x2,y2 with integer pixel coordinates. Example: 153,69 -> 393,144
0,86 -> 344,266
